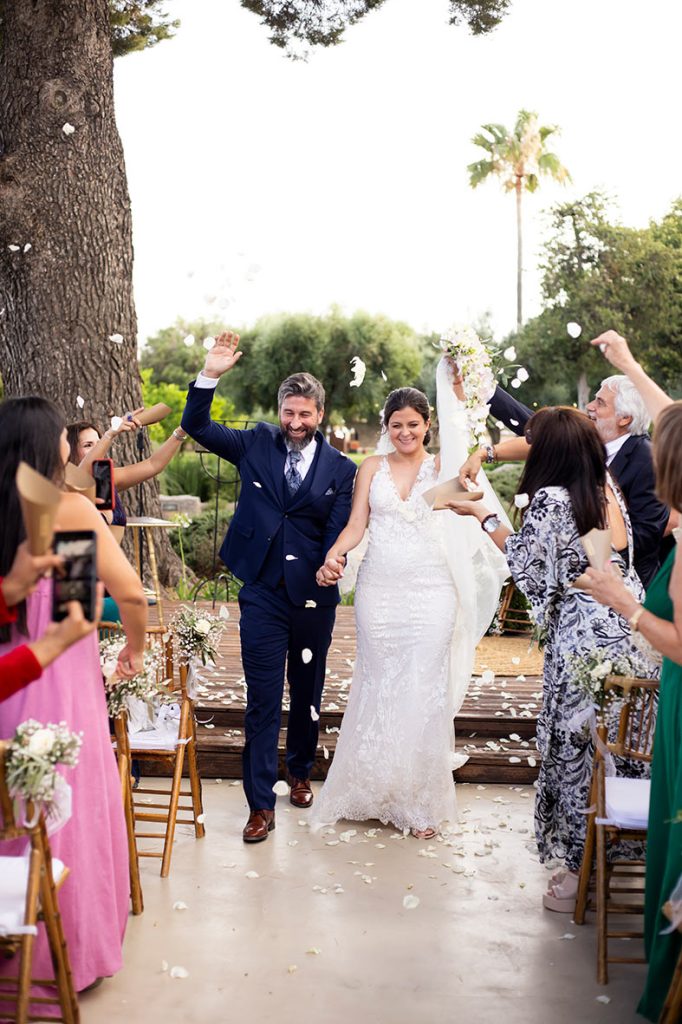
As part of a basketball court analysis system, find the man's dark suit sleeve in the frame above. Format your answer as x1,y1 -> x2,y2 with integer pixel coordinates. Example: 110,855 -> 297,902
488,385 -> 533,437
323,461 -> 356,554
181,380 -> 256,465
616,448 -> 670,572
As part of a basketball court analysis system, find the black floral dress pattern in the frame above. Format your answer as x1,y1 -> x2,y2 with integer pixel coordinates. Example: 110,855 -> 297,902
505,486 -> 658,871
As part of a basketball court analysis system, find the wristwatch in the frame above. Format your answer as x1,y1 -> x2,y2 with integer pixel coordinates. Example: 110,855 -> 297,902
172,428 -> 187,442
481,514 -> 501,534
483,444 -> 496,464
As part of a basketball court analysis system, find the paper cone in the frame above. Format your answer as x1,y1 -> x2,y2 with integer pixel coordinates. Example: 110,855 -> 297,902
131,403 -> 171,427
421,477 -> 484,511
580,527 -> 613,571
64,463 -> 96,504
15,462 -> 62,555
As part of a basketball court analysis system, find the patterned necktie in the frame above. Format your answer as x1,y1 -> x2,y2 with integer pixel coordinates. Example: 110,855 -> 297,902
286,449 -> 303,496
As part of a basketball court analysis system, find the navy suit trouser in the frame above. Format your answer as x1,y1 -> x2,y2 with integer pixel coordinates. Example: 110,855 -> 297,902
238,581 -> 336,810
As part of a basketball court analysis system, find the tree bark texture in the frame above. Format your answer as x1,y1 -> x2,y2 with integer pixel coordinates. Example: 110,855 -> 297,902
0,0 -> 181,585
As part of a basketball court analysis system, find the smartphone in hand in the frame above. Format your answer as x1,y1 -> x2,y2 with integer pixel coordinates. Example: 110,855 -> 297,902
51,531 -> 98,622
92,458 -> 115,511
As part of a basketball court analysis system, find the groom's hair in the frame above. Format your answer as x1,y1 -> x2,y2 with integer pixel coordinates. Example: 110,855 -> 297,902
278,373 -> 325,412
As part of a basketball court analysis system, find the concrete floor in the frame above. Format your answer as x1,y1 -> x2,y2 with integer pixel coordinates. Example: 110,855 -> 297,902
81,782 -> 646,1024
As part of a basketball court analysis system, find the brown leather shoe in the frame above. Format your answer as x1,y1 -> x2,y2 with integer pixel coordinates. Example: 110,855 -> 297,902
243,809 -> 275,843
287,774 -> 313,808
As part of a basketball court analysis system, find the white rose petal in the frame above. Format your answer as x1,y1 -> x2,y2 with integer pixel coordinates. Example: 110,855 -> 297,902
196,813 -> 206,823
108,333 -> 124,345
511,656 -> 521,665
195,619 -> 211,635
508,756 -> 521,764
161,960 -> 169,972
503,346 -> 517,361
481,669 -> 495,684
511,378 -> 521,389
23,243 -> 31,253
380,370 -> 388,382
510,418 -> 519,427
595,995 -> 611,1004
306,947 -> 321,955
219,605 -> 230,619
8,244 -> 20,252
285,554 -> 298,561
253,481 -> 262,489
514,493 -> 530,509
245,870 -> 259,879
202,337 -> 215,350
403,895 -> 420,910
287,965 -> 298,974
527,757 -> 537,767
183,334 -> 195,348
517,367 -> 529,382
508,733 -> 521,742
310,705 -> 319,722
76,395 -> 85,408
301,649 -> 313,664
170,966 -> 189,979
172,901 -> 188,911
566,322 -> 582,339
305,600 -> 317,608
110,415 -> 123,431
323,745 -> 329,760
349,355 -> 366,388
272,780 -> 289,796
62,122 -> 75,135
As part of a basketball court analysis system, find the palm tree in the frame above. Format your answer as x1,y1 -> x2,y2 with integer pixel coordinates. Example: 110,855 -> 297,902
468,110 -> 571,331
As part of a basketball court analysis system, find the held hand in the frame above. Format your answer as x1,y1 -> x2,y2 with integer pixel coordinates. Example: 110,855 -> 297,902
108,410 -> 144,438
445,500 -> 488,521
581,564 -> 636,614
202,331 -> 243,379
590,331 -> 638,373
458,450 -> 484,490
316,553 -> 346,587
2,543 -> 65,607
115,644 -> 144,680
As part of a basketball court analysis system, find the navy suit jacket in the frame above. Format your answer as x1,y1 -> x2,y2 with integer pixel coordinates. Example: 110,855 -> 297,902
608,434 -> 670,588
181,382 -> 357,607
488,385 -> 532,436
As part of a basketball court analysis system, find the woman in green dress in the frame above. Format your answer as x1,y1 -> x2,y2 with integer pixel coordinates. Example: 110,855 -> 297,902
584,393 -> 682,1021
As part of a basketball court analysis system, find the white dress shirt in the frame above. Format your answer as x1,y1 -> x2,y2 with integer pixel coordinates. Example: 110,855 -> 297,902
604,433 -> 631,467
194,371 -> 318,481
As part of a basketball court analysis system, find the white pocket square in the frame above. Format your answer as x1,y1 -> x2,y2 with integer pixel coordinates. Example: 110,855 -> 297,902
324,486 -> 335,495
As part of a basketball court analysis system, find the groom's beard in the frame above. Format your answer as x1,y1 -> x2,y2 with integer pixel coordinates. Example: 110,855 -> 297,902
280,422 -> 317,452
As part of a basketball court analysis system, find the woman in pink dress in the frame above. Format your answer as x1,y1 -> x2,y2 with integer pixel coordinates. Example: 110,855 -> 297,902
0,396 -> 148,1003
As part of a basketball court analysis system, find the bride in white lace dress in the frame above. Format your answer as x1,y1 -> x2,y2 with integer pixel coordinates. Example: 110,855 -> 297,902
312,366 -> 509,837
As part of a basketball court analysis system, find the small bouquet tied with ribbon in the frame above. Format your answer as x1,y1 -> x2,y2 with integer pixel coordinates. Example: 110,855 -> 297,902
6,719 -> 82,833
168,605 -> 227,699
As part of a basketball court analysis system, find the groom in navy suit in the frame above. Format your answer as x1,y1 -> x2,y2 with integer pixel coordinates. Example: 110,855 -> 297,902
181,332 -> 356,842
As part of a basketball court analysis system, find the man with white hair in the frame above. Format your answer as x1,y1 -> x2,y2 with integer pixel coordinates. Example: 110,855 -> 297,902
586,374 -> 670,586
461,373 -> 671,587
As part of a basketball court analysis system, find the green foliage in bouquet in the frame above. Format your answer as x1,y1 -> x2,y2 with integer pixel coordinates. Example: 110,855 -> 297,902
6,720 -> 82,806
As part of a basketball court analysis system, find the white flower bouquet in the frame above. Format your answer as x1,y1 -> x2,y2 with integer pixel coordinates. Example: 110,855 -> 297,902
6,719 -> 81,809
438,325 -> 497,448
99,635 -> 171,718
169,605 -> 225,668
567,648 -> 637,717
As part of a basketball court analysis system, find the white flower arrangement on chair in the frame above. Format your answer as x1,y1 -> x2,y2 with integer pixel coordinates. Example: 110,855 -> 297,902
169,605 -> 226,668
99,636 -> 171,718
6,719 -> 81,812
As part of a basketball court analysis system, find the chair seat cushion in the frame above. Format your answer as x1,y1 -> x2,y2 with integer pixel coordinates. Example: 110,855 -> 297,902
603,777 -> 650,830
0,855 -> 66,935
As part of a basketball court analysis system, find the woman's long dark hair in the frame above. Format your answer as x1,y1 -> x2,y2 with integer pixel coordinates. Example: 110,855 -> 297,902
0,397 -> 66,639
516,406 -> 608,535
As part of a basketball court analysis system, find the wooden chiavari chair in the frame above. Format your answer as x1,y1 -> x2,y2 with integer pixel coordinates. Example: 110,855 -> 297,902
574,676 -> 659,984
0,741 -> 78,1024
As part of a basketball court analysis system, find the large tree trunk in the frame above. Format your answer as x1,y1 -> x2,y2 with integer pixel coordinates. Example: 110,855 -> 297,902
515,178 -> 523,332
0,0 -> 181,586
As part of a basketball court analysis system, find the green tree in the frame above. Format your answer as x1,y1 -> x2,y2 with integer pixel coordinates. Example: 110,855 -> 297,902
511,192 -> 682,409
226,309 -> 424,423
468,110 -> 571,332
140,367 -> 239,441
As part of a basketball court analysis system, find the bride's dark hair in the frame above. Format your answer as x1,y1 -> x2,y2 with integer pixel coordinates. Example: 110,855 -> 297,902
381,388 -> 432,446
516,406 -> 608,535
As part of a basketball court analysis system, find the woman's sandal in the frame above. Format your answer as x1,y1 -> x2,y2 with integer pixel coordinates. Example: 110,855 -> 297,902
411,827 -> 437,840
542,872 -> 579,913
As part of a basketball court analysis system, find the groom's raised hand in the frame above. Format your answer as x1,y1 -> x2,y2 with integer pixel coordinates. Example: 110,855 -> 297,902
202,330 -> 243,380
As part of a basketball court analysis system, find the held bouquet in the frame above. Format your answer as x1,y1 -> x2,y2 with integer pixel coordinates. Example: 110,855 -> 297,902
438,325 -> 496,448
169,605 -> 226,668
6,719 -> 82,808
99,635 -> 171,718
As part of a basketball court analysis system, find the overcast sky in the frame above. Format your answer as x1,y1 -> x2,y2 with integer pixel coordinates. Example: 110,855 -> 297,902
113,0 -> 682,349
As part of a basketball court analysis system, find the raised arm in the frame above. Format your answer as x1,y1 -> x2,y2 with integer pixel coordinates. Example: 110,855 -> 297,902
114,431 -> 186,492
591,331 -> 673,422
459,435 -> 530,489
317,457 -> 379,585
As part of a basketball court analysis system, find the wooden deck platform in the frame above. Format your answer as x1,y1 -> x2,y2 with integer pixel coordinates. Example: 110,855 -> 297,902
149,600 -> 544,784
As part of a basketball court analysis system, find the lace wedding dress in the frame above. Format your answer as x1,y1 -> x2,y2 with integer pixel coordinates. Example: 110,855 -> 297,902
313,357 -> 510,833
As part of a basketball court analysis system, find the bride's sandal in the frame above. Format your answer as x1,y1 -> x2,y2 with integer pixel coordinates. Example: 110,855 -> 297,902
542,871 -> 579,913
411,827 -> 437,840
